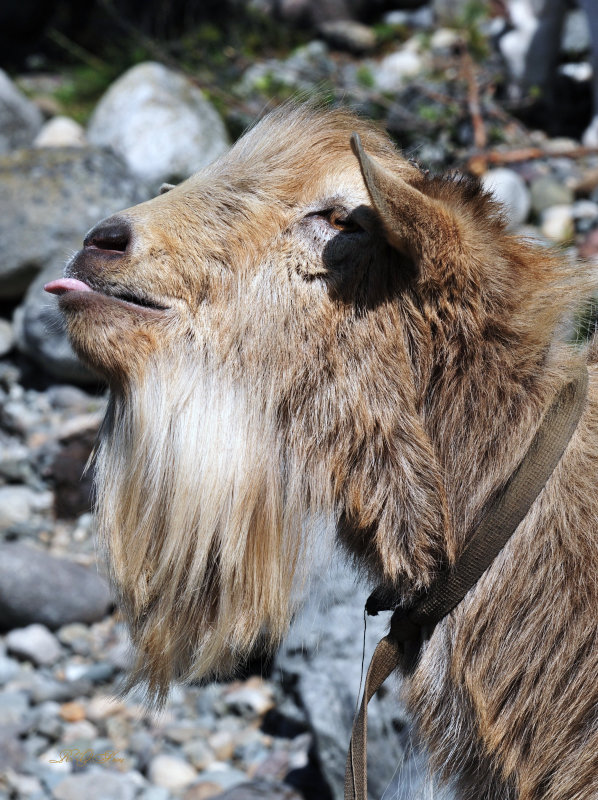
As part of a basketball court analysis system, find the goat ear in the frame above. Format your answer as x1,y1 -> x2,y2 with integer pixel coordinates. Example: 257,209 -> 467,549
350,133 -> 460,268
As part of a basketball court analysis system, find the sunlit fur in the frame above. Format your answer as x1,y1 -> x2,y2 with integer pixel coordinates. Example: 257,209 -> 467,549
60,105 -> 598,798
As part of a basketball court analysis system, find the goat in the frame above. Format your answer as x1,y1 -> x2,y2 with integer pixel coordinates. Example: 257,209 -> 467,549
46,104 -> 598,800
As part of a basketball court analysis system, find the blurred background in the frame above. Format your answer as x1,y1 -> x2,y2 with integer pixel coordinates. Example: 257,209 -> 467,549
1,1 -> 597,799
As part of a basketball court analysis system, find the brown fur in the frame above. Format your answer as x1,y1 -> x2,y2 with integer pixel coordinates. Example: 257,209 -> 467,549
58,105 -> 598,799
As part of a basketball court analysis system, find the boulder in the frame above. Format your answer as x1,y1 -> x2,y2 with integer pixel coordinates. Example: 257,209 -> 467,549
87,62 -> 230,188
0,145 -> 147,300
0,542 -> 112,630
5,623 -> 62,666
274,560 -> 413,800
53,770 -> 139,800
530,175 -> 574,216
481,168 -> 531,228
371,41 -> 427,92
34,116 -> 86,148
0,69 -> 43,155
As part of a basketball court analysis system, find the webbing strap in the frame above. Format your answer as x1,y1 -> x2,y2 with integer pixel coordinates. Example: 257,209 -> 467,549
344,364 -> 589,800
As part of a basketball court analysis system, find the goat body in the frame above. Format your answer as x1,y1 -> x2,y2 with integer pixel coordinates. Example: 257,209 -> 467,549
49,105 -> 598,800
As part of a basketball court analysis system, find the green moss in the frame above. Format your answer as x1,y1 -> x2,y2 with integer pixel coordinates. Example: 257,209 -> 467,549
356,65 -> 375,89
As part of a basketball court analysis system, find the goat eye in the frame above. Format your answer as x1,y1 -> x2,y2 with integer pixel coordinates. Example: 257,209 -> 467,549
308,208 -> 362,234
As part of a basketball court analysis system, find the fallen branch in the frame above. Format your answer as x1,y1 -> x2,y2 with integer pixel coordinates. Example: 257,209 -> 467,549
466,145 -> 598,176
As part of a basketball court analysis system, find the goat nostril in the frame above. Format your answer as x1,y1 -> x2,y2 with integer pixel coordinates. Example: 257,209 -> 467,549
84,217 -> 131,253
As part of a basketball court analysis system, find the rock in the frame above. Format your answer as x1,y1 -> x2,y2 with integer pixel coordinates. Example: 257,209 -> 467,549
540,204 -> 575,242
571,200 -> 598,233
583,114 -> 598,147
0,690 -> 30,725
183,738 -> 216,771
0,485 -> 52,536
318,21 -> 376,54
0,725 -> 27,771
206,779 -> 303,799
561,9 -> 591,56
207,731 -> 235,761
237,41 -> 334,97
0,435 -> 33,485
0,318 -> 13,356
223,681 -> 275,718
274,561 -> 413,800
383,7 -> 434,29
148,754 -> 197,791
372,42 -> 426,92
51,415 -> 99,518
53,770 -> 139,800
498,0 -> 538,81
433,0 -> 473,24
87,62 -> 230,188
34,116 -> 86,148
0,144 -> 146,300
185,766 -> 247,794
429,27 -> 461,52
530,176 -> 574,216
138,788 -> 171,800
5,624 -> 62,665
46,385 -> 104,414
0,70 -> 43,154
276,0 -> 353,25
481,168 -> 531,228
0,543 -> 112,630
0,654 -> 20,685
59,701 -> 86,723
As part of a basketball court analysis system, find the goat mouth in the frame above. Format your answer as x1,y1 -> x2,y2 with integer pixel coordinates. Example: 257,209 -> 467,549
44,278 -> 168,313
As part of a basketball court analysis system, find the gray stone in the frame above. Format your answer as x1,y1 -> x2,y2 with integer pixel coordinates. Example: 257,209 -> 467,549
371,42 -> 427,92
481,168 -> 531,228
28,674 -> 91,704
0,145 -> 146,300
148,754 -> 197,791
274,561 -> 411,800
540,204 -> 575,242
238,41 -> 335,97
530,176 -> 574,216
0,690 -> 30,725
138,788 -> 172,800
87,62 -> 229,188
0,543 -> 112,630
433,0 -> 472,24
5,624 -> 62,665
0,653 -> 20,685
0,70 -> 43,154
0,435 -> 33,486
186,766 -> 247,793
0,723 -> 27,771
0,485 -> 52,536
562,9 -> 591,56
0,318 -> 13,356
318,21 -> 376,54
182,738 -> 216,771
33,117 -> 86,149
53,770 -> 138,800
212,779 -> 303,799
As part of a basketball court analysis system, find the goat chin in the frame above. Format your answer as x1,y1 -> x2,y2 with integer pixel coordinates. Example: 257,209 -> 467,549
93,346 -> 327,703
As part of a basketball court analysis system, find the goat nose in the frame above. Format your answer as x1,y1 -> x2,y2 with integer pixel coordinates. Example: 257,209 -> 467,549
84,217 -> 131,253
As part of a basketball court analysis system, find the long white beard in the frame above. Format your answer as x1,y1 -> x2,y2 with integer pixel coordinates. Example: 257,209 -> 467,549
93,349 -> 314,702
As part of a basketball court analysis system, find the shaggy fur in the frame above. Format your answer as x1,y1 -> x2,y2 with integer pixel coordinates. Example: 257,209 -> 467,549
56,105 -> 598,800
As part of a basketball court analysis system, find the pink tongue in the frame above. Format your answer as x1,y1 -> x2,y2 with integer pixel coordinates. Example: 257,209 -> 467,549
44,278 -> 92,296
